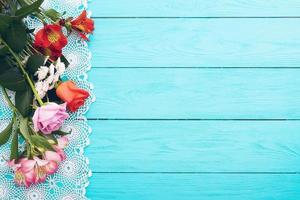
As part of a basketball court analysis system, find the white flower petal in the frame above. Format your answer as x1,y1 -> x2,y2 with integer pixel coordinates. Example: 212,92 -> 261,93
49,64 -> 55,76
35,66 -> 49,80
42,81 -> 49,92
45,76 -> 54,85
53,74 -> 60,83
57,63 -> 65,75
35,81 -> 46,99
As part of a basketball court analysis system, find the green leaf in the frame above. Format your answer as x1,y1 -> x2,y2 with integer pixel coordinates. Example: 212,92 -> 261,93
16,0 -> 28,7
31,135 -> 54,151
19,117 -> 30,141
0,46 -> 8,56
0,117 -> 14,145
0,57 -> 13,74
0,14 -> 13,33
44,9 -> 61,21
15,0 -> 44,18
0,67 -> 26,91
26,54 -> 45,75
60,55 -> 70,68
15,83 -> 33,117
2,20 -> 27,53
52,129 -> 71,136
8,1 -> 17,14
10,130 -> 19,160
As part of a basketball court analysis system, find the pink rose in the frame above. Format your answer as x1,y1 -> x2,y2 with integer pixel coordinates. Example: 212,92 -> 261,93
33,103 -> 69,134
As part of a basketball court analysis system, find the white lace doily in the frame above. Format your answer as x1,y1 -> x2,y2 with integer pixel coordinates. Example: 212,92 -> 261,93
0,0 -> 94,199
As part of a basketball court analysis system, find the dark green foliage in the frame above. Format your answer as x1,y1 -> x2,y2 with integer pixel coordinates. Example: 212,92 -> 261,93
0,67 -> 26,91
31,135 -> 55,151
15,83 -> 33,117
15,0 -> 44,18
52,129 -> 72,136
44,8 -> 61,21
26,54 -> 46,75
10,130 -> 19,160
2,20 -> 27,53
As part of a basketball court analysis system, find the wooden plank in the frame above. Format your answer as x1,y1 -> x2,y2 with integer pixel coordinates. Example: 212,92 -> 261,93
90,19 -> 300,68
89,0 -> 300,17
86,120 -> 300,172
87,173 -> 300,199
87,68 -> 300,119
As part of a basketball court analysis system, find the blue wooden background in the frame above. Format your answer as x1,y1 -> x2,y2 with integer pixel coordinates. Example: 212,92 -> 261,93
85,1 -> 300,199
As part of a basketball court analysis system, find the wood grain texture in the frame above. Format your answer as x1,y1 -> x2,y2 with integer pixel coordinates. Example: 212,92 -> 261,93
87,68 -> 300,119
87,1 -> 300,198
86,120 -> 300,172
86,173 -> 300,199
90,19 -> 300,68
90,0 -> 300,17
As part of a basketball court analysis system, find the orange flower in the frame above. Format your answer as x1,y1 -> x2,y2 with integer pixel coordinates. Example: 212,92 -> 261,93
34,24 -> 68,58
56,81 -> 89,112
71,10 -> 94,40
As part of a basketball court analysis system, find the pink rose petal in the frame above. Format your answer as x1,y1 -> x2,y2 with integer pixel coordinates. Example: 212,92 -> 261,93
33,103 -> 69,134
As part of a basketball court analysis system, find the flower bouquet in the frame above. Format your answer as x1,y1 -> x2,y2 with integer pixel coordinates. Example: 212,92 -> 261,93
0,0 -> 94,187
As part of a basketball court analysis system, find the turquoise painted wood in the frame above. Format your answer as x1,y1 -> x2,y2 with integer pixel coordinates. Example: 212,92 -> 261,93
86,1 -> 300,199
86,120 -> 300,172
87,174 -> 300,199
87,68 -> 300,119
90,19 -> 300,68
89,0 -> 300,17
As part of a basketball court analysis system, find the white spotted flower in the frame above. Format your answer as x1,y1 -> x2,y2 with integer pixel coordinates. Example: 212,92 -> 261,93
35,66 -> 49,80
34,58 -> 66,99
55,58 -> 66,75
35,81 -> 49,99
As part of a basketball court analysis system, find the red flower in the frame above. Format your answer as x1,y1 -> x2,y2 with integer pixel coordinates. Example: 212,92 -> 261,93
35,46 -> 62,60
56,81 -> 90,112
71,10 -> 94,40
34,24 -> 67,58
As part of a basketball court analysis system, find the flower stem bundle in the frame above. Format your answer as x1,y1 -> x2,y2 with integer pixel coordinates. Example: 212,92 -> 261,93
0,0 -> 94,187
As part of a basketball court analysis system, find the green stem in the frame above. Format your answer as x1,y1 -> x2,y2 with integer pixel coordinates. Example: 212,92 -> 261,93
25,73 -> 44,106
27,42 -> 40,55
0,38 -> 44,106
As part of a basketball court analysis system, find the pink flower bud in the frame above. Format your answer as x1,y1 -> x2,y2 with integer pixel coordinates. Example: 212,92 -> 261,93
44,150 -> 63,163
57,136 -> 69,149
